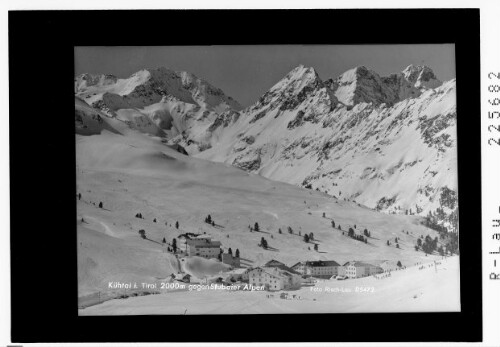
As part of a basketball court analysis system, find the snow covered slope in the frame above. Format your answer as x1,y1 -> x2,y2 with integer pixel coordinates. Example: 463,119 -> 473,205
76,126 -> 449,299
75,96 -> 122,136
197,65 -> 457,232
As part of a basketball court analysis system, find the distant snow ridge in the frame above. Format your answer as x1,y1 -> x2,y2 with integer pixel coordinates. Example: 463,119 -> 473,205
75,67 -> 242,113
75,67 -> 243,153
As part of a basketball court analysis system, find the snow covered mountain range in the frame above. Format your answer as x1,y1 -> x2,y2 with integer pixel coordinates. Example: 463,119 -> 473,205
75,64 -> 458,233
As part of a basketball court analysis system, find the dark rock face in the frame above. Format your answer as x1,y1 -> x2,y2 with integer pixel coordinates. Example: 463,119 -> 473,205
168,143 -> 189,156
232,154 -> 261,171
375,196 -> 397,211
208,110 -> 240,132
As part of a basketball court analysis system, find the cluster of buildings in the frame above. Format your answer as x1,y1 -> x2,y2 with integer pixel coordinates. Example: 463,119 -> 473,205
290,260 -> 383,279
245,259 -> 383,291
180,235 -> 385,292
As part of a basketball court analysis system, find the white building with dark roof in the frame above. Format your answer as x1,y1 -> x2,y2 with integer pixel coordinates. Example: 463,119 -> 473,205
343,261 -> 383,278
248,266 -> 302,291
291,260 -> 341,278
186,238 -> 222,259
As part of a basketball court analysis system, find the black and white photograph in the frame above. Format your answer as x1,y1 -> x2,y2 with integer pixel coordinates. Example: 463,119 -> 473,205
74,44 -> 461,315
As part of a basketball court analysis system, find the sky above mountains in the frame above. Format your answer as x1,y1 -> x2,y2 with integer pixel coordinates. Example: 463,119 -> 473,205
75,45 -> 455,108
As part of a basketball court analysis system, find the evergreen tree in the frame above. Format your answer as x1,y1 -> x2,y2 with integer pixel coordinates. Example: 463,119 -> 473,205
162,237 -> 166,244
314,244 -> 318,251
299,231 -> 301,236
417,238 -> 422,247
354,224 -> 356,229
396,244 -> 400,249
338,225 -> 341,230
228,248 -> 232,256
323,212 -> 326,218
278,228 -> 282,234
212,221 -> 215,227
260,237 -> 268,249
397,261 -> 402,267
387,240 -> 390,246
153,218 -> 157,223
331,220 -> 335,228
304,234 -> 310,243
309,232 -> 314,240
175,221 -> 179,229
207,214 -> 212,224
254,222 -> 260,232
348,228 -> 355,238
99,202 -> 103,208
288,226 -> 293,234
235,249 -> 240,258
172,238 -> 177,253
415,245 -> 419,251
138,229 -> 146,239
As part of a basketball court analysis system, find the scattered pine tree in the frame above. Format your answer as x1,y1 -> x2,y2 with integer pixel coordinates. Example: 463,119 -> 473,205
175,221 -> 179,229
260,237 -> 268,249
348,228 -> 355,238
172,238 -> 177,253
138,229 -> 146,239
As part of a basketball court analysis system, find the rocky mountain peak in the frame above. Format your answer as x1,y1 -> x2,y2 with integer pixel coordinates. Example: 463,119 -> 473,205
326,66 -> 399,106
402,64 -> 442,89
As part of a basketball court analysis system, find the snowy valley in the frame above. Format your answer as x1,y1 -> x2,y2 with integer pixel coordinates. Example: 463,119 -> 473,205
75,63 -> 460,314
